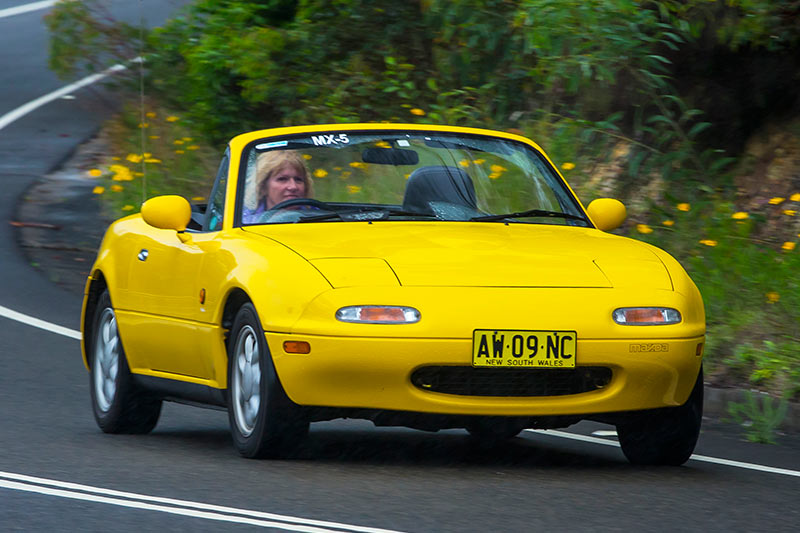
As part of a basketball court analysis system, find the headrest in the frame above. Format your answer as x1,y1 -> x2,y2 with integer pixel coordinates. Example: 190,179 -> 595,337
402,166 -> 477,216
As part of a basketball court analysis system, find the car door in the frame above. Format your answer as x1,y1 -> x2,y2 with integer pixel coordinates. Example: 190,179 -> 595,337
123,152 -> 230,381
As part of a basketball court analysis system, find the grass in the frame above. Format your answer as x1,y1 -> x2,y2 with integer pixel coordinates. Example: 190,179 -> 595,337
86,103 -> 219,217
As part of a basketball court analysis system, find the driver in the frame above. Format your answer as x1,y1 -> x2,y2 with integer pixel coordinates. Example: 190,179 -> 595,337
242,150 -> 315,223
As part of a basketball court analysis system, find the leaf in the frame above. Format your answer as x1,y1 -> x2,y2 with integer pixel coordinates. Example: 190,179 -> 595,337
688,122 -> 712,138
647,54 -> 672,64
628,150 -> 648,178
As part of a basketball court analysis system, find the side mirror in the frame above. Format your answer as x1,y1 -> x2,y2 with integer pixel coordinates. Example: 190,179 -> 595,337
141,195 -> 192,232
586,198 -> 626,231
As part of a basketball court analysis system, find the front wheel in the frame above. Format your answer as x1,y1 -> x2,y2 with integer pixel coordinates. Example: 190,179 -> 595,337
89,290 -> 161,434
227,303 -> 308,458
617,367 -> 704,466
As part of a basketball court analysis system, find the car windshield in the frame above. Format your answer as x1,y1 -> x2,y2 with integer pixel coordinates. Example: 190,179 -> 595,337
238,130 -> 589,226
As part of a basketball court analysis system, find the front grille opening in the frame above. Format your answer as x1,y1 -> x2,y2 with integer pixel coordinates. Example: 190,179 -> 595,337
410,366 -> 612,397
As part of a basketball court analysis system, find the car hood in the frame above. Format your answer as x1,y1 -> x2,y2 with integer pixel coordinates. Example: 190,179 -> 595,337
244,223 -> 672,290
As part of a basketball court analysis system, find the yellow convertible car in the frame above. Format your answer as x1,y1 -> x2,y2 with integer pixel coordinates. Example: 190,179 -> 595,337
81,123 -> 705,465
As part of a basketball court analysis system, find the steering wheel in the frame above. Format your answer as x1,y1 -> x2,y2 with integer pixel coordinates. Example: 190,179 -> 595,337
268,198 -> 333,211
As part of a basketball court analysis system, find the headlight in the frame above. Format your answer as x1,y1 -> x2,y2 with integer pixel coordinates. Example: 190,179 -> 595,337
612,307 -> 681,325
336,305 -> 421,324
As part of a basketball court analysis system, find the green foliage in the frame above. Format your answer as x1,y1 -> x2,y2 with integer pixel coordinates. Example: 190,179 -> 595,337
92,105 -> 218,214
727,390 -> 789,444
45,0 -> 140,78
631,196 -> 800,398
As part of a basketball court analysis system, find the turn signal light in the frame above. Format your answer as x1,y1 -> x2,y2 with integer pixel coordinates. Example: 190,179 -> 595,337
336,305 -> 421,324
283,341 -> 311,354
612,307 -> 681,325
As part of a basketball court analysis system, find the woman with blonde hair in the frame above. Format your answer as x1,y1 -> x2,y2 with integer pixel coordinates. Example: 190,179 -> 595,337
242,150 -> 314,223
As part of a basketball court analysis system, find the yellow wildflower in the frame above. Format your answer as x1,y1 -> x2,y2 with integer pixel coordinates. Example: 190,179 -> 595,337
112,156 -> 121,161
110,165 -> 133,181
782,241 -> 796,251
187,145 -> 199,151
134,172 -> 144,177
677,203 -> 690,212
769,197 -> 785,205
182,137 -> 193,142
166,115 -> 180,122
149,135 -> 160,140
349,161 -> 367,170
790,193 -> 800,202
313,169 -> 328,178
145,111 -> 157,118
458,159 -> 470,168
144,158 -> 162,164
87,169 -> 102,178
175,150 -> 185,154
126,153 -> 142,163
340,171 -> 352,179
473,158 -> 485,165
138,122 -> 149,128
731,212 -> 748,220
374,141 -> 391,148
122,205 -> 135,211
404,173 -> 410,180
410,108 -> 426,116
173,139 -> 184,145
303,154 -> 312,160
783,209 -> 797,216
192,197 -> 205,202
488,172 -> 501,179
561,162 -> 576,170
110,184 -> 124,192
490,164 -> 507,173
766,292 -> 780,304
699,239 -> 717,247
92,186 -> 105,195
347,185 -> 362,194
636,224 -> 653,234
662,220 -> 674,226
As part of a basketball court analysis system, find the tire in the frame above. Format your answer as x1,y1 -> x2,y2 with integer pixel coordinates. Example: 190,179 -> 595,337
89,290 -> 162,434
227,303 -> 308,458
617,367 -> 704,466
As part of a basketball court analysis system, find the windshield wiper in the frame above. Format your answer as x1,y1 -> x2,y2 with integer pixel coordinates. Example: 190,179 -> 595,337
372,208 -> 438,220
294,211 -> 346,223
295,207 -> 437,223
469,209 -> 587,223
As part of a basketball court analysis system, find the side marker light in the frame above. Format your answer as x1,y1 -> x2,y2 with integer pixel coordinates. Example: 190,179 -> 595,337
284,341 -> 311,354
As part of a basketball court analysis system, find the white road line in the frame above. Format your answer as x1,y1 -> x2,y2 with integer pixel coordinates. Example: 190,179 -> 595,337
0,63 -> 127,132
527,429 -> 800,477
0,471 -> 404,533
0,304 -> 81,340
0,0 -> 56,19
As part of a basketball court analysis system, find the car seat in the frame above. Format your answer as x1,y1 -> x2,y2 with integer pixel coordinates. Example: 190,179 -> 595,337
402,166 -> 477,217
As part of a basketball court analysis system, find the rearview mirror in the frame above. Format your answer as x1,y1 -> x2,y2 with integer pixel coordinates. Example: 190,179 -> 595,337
141,195 -> 192,232
586,198 -> 626,231
361,147 -> 419,165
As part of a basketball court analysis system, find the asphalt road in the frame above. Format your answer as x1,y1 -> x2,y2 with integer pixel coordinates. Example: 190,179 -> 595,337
0,1 -> 799,531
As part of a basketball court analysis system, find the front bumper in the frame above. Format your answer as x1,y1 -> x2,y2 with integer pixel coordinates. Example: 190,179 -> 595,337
268,333 -> 704,416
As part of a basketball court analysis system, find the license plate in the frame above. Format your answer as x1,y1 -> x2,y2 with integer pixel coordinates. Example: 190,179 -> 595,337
472,329 -> 577,368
